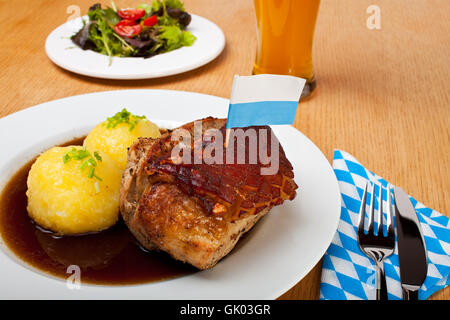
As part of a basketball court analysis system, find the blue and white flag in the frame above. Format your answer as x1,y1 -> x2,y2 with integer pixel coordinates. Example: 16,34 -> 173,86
226,74 -> 306,128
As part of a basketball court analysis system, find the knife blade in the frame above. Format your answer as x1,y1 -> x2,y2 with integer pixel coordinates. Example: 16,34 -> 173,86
393,186 -> 428,300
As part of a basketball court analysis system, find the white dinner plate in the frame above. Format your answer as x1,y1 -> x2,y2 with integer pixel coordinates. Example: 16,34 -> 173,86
0,90 -> 340,299
45,15 -> 225,79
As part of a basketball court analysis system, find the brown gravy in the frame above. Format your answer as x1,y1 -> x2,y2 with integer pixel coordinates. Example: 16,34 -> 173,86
0,137 -> 196,285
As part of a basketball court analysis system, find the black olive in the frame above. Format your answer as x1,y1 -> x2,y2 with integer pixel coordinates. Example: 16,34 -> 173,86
178,12 -> 192,27
167,7 -> 183,18
154,7 -> 164,16
89,3 -> 101,11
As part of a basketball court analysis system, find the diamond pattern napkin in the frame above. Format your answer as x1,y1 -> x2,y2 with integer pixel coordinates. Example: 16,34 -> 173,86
320,150 -> 450,300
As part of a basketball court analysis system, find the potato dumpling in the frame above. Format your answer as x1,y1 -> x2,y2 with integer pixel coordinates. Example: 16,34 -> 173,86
84,109 -> 160,171
26,146 -> 121,235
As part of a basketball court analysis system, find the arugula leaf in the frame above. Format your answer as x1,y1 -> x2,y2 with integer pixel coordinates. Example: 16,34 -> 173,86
85,6 -> 135,63
103,8 -> 121,26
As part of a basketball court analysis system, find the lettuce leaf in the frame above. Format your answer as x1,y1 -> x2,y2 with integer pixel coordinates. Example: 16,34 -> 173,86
147,0 -> 185,12
164,0 -> 185,10
159,25 -> 196,51
137,3 -> 152,16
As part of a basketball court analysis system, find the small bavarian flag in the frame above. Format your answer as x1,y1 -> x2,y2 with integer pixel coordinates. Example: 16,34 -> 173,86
226,74 -> 306,129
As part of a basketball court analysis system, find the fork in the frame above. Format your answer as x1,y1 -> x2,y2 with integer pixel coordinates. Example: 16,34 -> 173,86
357,182 -> 395,300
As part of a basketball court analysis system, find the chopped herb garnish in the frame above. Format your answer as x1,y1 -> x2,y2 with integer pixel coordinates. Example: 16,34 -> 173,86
93,151 -> 102,161
104,108 -> 147,131
63,147 -> 103,181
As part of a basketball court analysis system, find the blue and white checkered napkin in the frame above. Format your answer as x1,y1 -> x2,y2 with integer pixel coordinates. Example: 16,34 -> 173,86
320,150 -> 450,300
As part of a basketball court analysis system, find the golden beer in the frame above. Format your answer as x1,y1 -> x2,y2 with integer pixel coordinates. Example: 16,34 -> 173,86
253,0 -> 321,98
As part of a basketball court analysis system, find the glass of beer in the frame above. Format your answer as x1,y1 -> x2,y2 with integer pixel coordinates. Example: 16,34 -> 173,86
253,0 -> 321,98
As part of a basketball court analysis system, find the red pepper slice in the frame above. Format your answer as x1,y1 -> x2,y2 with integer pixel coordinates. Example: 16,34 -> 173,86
114,20 -> 142,37
143,15 -> 158,27
117,8 -> 145,21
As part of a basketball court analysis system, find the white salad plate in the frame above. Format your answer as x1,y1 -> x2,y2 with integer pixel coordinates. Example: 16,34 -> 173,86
0,90 -> 340,299
45,15 -> 225,79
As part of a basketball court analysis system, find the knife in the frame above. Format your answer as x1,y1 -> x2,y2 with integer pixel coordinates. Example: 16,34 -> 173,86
393,186 -> 428,300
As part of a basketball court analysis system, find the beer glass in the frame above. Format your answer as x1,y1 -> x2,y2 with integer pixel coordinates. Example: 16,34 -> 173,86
253,0 -> 321,98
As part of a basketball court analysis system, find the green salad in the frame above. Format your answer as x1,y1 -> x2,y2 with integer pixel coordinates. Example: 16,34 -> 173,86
72,0 -> 196,64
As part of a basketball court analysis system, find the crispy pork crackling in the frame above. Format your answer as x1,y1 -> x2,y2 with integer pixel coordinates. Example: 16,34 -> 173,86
120,118 -> 297,269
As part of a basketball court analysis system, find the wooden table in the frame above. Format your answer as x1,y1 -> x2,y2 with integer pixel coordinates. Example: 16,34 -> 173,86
0,0 -> 448,300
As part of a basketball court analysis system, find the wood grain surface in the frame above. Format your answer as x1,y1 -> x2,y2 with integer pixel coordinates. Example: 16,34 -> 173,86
0,0 -> 448,300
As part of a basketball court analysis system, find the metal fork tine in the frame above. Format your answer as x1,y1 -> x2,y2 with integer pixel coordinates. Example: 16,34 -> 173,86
357,182 -> 395,300
358,182 -> 368,235
377,183 -> 383,236
386,184 -> 395,238
368,183 -> 375,235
